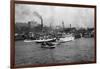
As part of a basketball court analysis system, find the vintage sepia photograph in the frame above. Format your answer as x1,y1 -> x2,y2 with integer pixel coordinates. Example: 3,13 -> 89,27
11,1 -> 96,68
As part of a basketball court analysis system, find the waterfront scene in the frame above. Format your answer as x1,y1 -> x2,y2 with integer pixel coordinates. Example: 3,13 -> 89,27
15,3 -> 95,66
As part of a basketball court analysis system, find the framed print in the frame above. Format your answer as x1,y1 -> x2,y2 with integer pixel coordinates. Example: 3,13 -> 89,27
10,0 -> 96,68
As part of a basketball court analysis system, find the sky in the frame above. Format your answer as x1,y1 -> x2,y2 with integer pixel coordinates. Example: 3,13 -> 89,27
15,4 -> 95,28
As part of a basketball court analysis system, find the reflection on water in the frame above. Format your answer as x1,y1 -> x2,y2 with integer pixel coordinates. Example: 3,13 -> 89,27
15,38 -> 95,66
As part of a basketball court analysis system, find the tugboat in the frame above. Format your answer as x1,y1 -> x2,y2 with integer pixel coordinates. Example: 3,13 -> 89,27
41,42 -> 56,49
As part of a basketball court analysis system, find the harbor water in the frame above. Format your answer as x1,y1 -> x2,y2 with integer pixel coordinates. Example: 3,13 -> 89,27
15,38 -> 95,66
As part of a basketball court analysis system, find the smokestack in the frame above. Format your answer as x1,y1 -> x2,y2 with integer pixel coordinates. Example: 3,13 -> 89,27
70,24 -> 71,29
33,11 -> 43,32
28,21 -> 31,32
62,21 -> 64,30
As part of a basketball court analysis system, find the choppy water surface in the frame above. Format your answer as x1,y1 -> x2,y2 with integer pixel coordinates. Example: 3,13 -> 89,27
15,38 -> 95,66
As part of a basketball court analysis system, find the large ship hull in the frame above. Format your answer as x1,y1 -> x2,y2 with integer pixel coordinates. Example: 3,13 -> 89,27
24,38 -> 56,43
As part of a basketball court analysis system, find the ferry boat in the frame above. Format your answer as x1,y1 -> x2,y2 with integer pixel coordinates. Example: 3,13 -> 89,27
34,38 -> 56,43
24,37 -> 56,43
59,33 -> 74,42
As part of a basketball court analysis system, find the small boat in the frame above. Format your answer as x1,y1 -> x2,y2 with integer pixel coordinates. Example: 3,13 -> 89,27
41,42 -> 56,49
